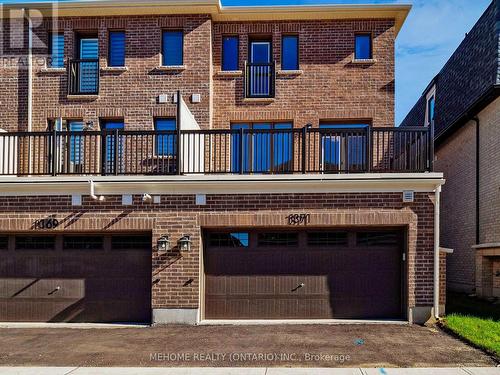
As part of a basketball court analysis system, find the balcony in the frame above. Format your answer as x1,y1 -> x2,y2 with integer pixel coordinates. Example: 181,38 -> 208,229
0,127 -> 432,176
68,59 -> 100,95
245,61 -> 276,98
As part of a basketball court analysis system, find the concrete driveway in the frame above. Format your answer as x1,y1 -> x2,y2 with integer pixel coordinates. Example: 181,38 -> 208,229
0,324 -> 496,368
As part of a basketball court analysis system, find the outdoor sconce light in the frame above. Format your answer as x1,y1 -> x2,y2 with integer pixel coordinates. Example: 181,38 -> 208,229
157,235 -> 170,252
178,235 -> 192,252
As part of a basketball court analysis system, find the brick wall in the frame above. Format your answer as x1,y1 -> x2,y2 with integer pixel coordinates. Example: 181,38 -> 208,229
478,97 -> 500,244
0,192 -> 437,310
435,120 -> 477,293
212,19 -> 396,129
1,14 -> 213,131
1,15 -> 397,131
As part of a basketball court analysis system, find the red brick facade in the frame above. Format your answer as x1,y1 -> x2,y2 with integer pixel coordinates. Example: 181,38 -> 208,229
0,192 -> 443,313
1,15 -> 395,131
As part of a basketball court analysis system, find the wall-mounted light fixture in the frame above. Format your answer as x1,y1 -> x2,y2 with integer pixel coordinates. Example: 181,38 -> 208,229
178,235 -> 192,252
157,235 -> 170,252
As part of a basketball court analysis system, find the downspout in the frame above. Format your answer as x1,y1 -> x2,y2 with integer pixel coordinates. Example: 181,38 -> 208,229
473,117 -> 480,245
433,185 -> 441,319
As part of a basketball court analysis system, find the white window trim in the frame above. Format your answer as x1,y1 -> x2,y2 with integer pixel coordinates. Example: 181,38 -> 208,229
425,85 -> 436,127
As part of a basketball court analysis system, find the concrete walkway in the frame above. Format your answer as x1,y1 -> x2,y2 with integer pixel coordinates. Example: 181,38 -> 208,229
0,368 -> 499,375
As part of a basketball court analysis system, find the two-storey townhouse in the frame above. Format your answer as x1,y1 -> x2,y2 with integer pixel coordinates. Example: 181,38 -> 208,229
0,0 -> 445,325
401,0 -> 500,299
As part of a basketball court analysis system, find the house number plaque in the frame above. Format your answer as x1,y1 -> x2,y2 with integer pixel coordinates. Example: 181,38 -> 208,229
287,214 -> 311,225
33,218 -> 60,230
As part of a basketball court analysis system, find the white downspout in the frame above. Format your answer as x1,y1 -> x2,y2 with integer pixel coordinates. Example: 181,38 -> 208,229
433,185 -> 441,319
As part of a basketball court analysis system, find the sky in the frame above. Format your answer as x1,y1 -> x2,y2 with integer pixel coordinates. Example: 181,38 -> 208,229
1,0 -> 492,124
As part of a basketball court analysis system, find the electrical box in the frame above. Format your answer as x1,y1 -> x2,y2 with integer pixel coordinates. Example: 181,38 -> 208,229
191,94 -> 201,103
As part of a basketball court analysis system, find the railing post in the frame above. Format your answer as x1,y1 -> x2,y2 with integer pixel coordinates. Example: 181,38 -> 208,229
301,125 -> 308,174
51,128 -> 57,176
366,126 -> 371,173
429,120 -> 435,171
113,128 -> 119,176
239,127 -> 244,174
176,90 -> 182,175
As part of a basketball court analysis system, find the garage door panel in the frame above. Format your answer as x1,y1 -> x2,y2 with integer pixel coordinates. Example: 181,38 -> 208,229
0,234 -> 152,323
205,229 -> 404,320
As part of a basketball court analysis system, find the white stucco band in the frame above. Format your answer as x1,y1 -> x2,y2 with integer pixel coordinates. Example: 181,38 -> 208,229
0,173 -> 445,196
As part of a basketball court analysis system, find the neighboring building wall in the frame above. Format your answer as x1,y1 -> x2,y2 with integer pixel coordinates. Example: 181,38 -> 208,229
478,97 -> 500,244
0,192 -> 437,322
435,121 -> 477,293
212,19 -> 395,129
400,0 -> 499,134
1,15 -> 213,131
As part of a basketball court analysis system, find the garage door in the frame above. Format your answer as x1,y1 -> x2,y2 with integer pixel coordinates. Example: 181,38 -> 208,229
0,234 -> 152,323
204,229 -> 404,320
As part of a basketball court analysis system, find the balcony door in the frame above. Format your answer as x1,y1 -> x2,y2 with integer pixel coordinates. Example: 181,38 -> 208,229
248,40 -> 272,97
102,120 -> 124,175
320,123 -> 369,173
78,37 -> 98,94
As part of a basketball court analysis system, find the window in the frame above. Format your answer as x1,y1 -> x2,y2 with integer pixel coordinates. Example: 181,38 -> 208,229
209,233 -> 249,247
154,118 -> 176,156
162,31 -> 183,66
231,122 -> 293,173
320,123 -> 369,172
108,31 -> 125,67
222,36 -> 239,71
281,35 -> 299,70
307,232 -> 348,246
0,236 -> 8,250
111,235 -> 151,250
357,231 -> 400,247
63,236 -> 103,250
425,86 -> 436,126
48,33 -> 64,68
15,236 -> 56,250
355,34 -> 372,60
258,233 -> 298,247
102,120 -> 124,174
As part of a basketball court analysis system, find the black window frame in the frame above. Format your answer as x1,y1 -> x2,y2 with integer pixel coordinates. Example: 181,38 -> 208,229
354,33 -> 373,60
281,34 -> 299,71
222,35 -> 239,71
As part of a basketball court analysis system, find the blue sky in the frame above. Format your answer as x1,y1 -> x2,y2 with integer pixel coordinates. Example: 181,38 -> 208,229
2,0 -> 491,124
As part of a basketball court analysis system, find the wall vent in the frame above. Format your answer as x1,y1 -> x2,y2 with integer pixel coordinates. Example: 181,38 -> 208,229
403,190 -> 415,203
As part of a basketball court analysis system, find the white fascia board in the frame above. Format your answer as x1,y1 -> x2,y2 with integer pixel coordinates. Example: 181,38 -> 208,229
0,173 -> 445,196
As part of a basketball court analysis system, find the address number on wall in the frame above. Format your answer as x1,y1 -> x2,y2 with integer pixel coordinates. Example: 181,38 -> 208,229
286,214 -> 311,225
33,218 -> 60,230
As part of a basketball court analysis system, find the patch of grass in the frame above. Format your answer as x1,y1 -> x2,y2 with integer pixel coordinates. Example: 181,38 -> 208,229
445,314 -> 500,357
444,292 -> 500,357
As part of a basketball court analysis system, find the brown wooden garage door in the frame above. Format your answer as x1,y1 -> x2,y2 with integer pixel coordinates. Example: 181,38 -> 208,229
204,229 -> 404,320
0,234 -> 152,323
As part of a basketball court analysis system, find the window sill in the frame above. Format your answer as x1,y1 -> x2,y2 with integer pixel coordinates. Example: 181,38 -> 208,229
39,67 -> 66,73
243,97 -> 275,103
216,70 -> 243,77
351,59 -> 377,65
66,94 -> 99,100
155,65 -> 187,72
277,69 -> 303,76
101,66 -> 129,72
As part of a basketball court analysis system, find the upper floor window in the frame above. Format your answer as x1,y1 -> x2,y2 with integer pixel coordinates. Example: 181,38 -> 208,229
155,118 -> 176,156
108,31 -> 125,67
355,34 -> 372,60
162,30 -> 183,66
48,33 -> 64,68
425,85 -> 436,127
222,35 -> 239,71
281,35 -> 299,70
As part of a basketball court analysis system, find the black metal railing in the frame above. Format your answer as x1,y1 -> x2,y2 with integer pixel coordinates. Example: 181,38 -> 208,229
245,61 -> 276,98
0,127 -> 432,176
68,59 -> 100,95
